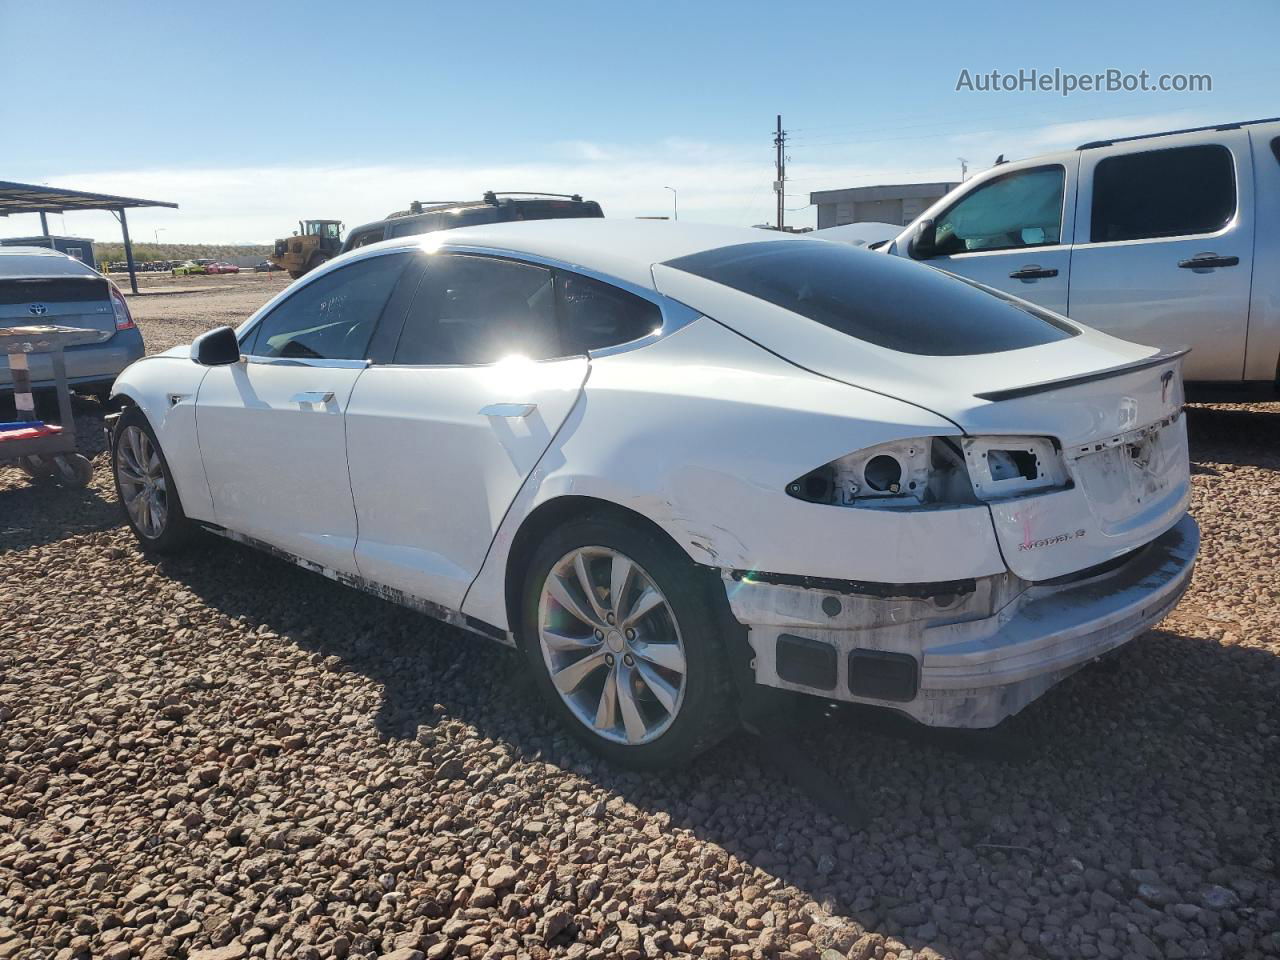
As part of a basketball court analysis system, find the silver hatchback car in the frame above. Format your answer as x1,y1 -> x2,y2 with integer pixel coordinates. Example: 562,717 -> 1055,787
0,246 -> 144,401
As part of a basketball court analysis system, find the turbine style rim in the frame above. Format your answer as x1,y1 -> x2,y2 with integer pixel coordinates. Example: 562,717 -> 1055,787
537,546 -> 687,745
116,425 -> 168,539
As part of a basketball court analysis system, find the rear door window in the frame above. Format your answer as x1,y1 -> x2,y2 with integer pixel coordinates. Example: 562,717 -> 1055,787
556,273 -> 662,352
509,200 -> 605,221
386,216 -> 438,239
932,166 -> 1065,255
346,227 -> 387,250
445,207 -> 503,229
663,240 -> 1077,356
1090,144 -> 1236,242
393,255 -> 561,364
244,253 -> 409,360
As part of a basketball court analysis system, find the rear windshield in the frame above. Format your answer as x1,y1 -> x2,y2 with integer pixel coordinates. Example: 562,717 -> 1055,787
663,240 -> 1077,356
0,275 -> 108,304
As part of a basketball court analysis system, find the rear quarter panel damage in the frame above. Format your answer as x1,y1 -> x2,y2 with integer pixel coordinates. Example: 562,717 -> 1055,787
461,318 -> 1007,631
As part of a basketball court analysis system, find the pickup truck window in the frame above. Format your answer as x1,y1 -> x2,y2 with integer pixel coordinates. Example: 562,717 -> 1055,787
1091,144 -> 1235,243
932,166 -> 1064,256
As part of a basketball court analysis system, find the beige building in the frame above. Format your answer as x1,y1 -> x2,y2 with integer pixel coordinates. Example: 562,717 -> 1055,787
809,181 -> 958,229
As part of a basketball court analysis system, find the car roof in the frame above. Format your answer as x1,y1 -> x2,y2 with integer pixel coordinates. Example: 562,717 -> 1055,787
0,245 -> 99,278
372,219 -> 805,289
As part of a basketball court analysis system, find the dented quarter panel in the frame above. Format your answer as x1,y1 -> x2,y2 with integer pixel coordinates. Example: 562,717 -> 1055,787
460,318 -> 1007,631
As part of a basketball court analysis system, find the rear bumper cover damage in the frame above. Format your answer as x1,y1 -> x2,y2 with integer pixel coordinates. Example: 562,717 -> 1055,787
726,514 -> 1199,727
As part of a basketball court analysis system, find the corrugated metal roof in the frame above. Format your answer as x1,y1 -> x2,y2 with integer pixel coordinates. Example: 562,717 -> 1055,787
0,180 -> 178,216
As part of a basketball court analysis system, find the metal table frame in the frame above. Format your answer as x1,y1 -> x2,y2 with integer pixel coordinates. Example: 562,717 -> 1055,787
1,324 -> 98,485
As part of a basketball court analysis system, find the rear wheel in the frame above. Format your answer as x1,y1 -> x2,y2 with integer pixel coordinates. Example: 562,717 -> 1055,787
111,407 -> 193,553
520,514 -> 735,767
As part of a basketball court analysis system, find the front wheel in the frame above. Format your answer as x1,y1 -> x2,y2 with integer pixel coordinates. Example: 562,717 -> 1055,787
112,407 -> 193,553
520,515 -> 735,767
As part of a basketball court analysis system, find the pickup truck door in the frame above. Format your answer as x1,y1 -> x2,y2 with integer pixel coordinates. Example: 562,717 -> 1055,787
907,163 -> 1075,315
1068,130 -> 1255,382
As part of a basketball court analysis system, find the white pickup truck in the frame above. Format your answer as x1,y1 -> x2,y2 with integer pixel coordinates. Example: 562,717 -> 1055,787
884,117 -> 1279,388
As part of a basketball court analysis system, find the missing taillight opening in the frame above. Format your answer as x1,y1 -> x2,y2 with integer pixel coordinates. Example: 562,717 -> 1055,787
965,436 -> 1068,500
987,448 -> 1040,482
789,434 -> 1070,509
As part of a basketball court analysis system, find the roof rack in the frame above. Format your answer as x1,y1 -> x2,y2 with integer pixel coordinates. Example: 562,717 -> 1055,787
1077,116 -> 1279,150
405,200 -> 470,215
482,191 -> 584,204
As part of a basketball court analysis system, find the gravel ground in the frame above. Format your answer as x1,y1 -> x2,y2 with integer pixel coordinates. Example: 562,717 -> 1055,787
2,278 -> 1278,960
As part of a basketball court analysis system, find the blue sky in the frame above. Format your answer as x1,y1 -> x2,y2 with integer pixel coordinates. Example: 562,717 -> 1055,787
1,0 -> 1275,242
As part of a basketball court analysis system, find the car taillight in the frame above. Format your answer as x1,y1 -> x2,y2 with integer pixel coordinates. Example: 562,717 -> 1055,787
109,284 -> 136,331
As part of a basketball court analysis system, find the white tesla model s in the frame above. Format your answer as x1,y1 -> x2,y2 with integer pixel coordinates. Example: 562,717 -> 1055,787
109,220 -> 1198,766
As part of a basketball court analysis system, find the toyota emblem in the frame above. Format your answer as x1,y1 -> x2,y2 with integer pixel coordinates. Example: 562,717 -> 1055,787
28,303 -> 47,316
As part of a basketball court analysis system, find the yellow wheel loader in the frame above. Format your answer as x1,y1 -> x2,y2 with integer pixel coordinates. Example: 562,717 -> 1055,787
269,220 -> 344,279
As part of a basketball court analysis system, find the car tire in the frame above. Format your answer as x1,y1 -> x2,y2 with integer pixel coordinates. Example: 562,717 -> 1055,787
111,406 -> 194,553
519,513 -> 737,768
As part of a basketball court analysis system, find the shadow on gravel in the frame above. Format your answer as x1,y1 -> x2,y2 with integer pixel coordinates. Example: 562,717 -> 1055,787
163,534 -> 1280,959
1185,404 -> 1280,470
0,480 -> 120,552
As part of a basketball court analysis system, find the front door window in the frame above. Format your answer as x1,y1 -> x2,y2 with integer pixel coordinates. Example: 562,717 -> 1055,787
933,166 -> 1065,256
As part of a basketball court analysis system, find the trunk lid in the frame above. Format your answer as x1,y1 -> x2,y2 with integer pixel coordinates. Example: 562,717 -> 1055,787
0,276 -> 117,342
653,262 -> 1191,581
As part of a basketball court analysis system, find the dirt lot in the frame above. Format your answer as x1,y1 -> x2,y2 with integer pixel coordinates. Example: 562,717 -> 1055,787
2,277 -> 1278,960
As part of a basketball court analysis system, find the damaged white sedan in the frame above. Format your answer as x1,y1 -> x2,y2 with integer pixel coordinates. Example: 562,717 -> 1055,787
109,220 -> 1198,766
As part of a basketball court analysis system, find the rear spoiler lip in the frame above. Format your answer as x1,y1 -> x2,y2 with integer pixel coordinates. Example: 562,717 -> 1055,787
974,347 -> 1190,402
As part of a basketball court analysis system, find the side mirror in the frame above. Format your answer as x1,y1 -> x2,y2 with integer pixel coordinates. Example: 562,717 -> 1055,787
908,218 -> 937,260
191,326 -> 241,366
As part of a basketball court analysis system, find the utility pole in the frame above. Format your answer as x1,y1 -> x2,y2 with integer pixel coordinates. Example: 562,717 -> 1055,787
958,157 -> 969,181
774,114 -> 786,231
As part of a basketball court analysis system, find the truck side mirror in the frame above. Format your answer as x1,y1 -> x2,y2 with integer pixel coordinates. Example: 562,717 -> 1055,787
191,326 -> 242,366
908,218 -> 937,260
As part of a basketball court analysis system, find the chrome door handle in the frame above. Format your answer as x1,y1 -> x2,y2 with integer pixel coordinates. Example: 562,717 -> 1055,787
479,402 -> 537,418
290,390 -> 335,404
1178,254 -> 1239,270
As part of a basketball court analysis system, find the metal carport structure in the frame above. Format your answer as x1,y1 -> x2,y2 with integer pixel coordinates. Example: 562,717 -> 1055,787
0,181 -> 178,294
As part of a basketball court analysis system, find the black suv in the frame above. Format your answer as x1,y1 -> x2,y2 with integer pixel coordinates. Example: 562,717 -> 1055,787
340,192 -> 604,254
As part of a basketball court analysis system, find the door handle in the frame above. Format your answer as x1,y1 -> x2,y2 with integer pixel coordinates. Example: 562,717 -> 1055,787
1178,254 -> 1239,270
290,390 -> 335,404
1009,266 -> 1059,280
479,402 -> 537,418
